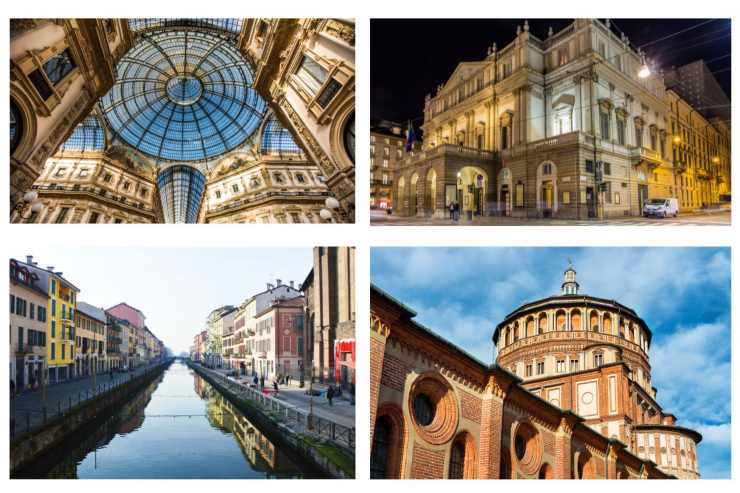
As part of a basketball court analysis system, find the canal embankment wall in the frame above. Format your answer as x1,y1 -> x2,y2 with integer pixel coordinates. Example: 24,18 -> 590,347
10,359 -> 173,476
188,361 -> 355,479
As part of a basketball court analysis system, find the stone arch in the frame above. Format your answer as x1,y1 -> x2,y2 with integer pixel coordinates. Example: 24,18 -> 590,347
575,450 -> 596,479
513,321 -> 520,341
525,316 -> 535,338
555,309 -> 566,331
371,403 -> 407,478
457,165 -> 488,215
571,309 -> 582,331
603,313 -> 613,335
536,160 -> 558,214
9,89 -> 38,162
538,312 -> 548,334
590,310 -> 599,332
448,430 -> 477,479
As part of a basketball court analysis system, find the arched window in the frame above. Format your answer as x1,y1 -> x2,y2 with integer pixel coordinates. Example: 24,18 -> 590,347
590,311 -> 599,332
538,313 -> 548,334
344,112 -> 355,163
571,310 -> 581,331
370,415 -> 392,478
556,311 -> 566,331
448,439 -> 465,479
10,99 -> 22,155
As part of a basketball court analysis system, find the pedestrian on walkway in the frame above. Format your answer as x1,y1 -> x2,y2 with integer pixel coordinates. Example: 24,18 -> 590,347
273,380 -> 279,395
448,201 -> 455,220
327,385 -> 334,406
259,375 -> 264,390
253,374 -> 258,387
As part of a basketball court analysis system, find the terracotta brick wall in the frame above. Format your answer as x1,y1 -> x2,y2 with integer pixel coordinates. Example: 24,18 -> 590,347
370,333 -> 387,444
478,393 -> 503,478
459,388 -> 482,423
380,353 -> 408,392
410,442 -> 446,479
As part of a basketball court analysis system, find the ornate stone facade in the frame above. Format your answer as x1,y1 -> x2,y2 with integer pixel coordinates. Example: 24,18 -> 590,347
391,19 -> 730,219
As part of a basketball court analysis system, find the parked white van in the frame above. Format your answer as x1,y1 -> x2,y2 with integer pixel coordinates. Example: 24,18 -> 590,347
643,198 -> 679,218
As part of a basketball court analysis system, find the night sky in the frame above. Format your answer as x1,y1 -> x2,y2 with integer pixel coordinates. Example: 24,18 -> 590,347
371,19 -> 731,124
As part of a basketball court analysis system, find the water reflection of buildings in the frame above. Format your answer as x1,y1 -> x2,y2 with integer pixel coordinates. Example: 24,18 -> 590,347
196,374 -> 300,477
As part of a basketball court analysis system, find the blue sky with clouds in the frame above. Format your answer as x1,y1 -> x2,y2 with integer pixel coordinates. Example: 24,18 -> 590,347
371,247 -> 731,479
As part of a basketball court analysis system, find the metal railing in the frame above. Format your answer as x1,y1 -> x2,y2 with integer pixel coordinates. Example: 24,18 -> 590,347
10,360 -> 168,440
198,364 -> 355,449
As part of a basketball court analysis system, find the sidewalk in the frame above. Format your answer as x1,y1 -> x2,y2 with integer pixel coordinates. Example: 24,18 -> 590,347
212,368 -> 355,429
10,361 -> 163,436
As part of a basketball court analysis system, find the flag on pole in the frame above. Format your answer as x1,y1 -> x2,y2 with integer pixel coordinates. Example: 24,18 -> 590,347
405,120 -> 416,152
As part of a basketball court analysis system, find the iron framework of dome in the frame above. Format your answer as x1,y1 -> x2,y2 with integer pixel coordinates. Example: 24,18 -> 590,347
100,28 -> 267,163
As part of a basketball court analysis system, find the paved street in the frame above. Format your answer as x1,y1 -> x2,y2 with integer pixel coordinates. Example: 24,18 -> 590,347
371,209 -> 731,226
218,370 -> 355,429
10,362 -> 163,436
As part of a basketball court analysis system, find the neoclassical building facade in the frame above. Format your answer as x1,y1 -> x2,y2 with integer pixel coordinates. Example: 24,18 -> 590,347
370,266 -> 701,479
391,19 -> 730,219
10,18 -> 355,223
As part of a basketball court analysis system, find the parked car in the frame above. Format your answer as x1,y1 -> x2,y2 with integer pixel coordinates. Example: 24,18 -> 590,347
643,197 -> 679,218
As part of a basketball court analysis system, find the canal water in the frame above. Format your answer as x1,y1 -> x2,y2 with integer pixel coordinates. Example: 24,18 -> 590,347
24,361 -> 314,479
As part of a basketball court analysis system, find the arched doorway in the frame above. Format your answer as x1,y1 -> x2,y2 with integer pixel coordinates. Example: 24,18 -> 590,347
409,173 -> 419,216
425,168 -> 437,217
497,167 -> 512,216
537,161 -> 558,217
456,166 -> 488,216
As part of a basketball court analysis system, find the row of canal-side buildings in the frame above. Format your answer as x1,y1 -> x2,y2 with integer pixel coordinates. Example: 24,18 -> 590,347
371,19 -> 731,217
10,256 -> 166,393
190,247 -> 356,391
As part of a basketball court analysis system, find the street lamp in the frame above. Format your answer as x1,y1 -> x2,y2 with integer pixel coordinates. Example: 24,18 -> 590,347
638,54 -> 651,79
320,196 -> 340,222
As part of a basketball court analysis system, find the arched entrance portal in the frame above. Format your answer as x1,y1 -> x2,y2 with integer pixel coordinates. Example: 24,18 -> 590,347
497,167 -> 512,216
456,166 -> 488,217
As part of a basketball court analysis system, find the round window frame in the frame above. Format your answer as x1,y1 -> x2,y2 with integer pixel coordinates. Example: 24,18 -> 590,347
407,372 -> 459,445
512,421 -> 543,476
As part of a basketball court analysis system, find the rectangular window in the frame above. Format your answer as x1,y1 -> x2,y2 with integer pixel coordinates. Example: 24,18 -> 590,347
556,359 -> 566,373
10,294 -> 15,314
30,303 -> 35,320
501,126 -> 508,150
18,327 -> 24,350
28,68 -> 53,100
296,55 -> 327,94
636,127 -> 643,148
594,353 -> 604,367
617,119 -> 625,145
43,48 -> 76,85
603,162 -> 611,175
62,343 -> 65,359
600,110 -> 610,139
525,364 -> 533,377
317,79 -> 342,108
51,342 -> 56,360
570,359 -> 579,372
55,207 -> 70,224
562,191 -> 571,204
585,159 -> 594,173
614,192 -> 621,204
51,320 -> 56,338
88,212 -> 99,224
515,183 -> 524,207
536,361 -> 545,375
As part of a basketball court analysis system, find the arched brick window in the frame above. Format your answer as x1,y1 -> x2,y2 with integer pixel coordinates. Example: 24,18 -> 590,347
448,432 -> 476,479
371,405 -> 406,478
371,415 -> 392,478
555,310 -> 566,331
571,310 -> 581,331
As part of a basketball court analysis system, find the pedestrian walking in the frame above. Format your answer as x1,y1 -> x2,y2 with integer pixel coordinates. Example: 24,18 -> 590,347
326,385 -> 334,406
253,374 -> 258,387
259,375 -> 264,390
448,201 -> 455,220
273,380 -> 279,395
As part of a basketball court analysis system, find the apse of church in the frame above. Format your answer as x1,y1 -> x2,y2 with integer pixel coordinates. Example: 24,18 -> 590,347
370,266 -> 701,479
10,19 -> 355,224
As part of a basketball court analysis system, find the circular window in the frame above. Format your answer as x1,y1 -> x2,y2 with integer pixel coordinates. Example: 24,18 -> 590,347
412,393 -> 435,426
407,373 -> 459,445
513,422 -> 542,476
343,112 -> 355,163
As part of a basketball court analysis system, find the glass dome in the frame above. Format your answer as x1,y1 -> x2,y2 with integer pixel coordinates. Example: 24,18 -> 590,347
156,165 -> 206,223
100,29 -> 267,163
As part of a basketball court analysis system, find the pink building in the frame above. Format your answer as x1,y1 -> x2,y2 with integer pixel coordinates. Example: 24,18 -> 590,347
107,302 -> 145,329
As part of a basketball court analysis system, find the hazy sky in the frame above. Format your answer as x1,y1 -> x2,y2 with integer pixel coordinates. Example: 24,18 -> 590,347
372,247 -> 731,479
10,247 -> 313,355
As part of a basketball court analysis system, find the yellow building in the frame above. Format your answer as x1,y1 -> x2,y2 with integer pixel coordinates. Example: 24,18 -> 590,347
20,259 -> 79,382
666,89 -> 731,210
75,302 -> 107,376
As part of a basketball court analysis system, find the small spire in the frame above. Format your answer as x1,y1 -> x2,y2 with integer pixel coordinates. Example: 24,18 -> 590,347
562,261 -> 579,295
